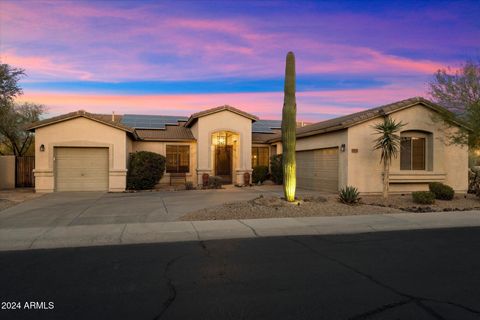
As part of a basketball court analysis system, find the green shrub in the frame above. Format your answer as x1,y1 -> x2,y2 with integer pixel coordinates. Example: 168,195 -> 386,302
429,182 -> 454,200
412,191 -> 435,204
208,176 -> 223,189
339,186 -> 361,204
252,165 -> 269,184
127,151 -> 166,190
270,154 -> 283,184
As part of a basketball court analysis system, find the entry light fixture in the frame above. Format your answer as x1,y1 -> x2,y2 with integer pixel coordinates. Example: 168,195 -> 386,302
40,144 -> 45,152
217,135 -> 226,146
340,144 -> 346,152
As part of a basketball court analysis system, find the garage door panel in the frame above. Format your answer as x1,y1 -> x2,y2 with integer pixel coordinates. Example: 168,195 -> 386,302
296,148 -> 339,192
55,147 -> 109,192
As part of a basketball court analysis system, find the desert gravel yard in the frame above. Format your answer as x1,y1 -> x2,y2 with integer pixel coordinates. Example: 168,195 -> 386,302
181,194 -> 404,221
362,193 -> 480,212
181,192 -> 480,221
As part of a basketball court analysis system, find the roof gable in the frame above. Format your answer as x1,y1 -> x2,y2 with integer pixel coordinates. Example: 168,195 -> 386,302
267,97 -> 468,142
185,105 -> 259,127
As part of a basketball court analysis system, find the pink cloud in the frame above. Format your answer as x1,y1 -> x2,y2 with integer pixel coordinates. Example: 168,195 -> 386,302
0,1 -> 455,82
2,50 -> 93,81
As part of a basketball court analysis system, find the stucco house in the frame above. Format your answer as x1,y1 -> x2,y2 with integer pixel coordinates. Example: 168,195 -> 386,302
26,97 -> 468,194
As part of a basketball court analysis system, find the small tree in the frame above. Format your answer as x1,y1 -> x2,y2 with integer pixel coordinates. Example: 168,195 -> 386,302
0,62 -> 45,156
0,63 -> 25,105
372,116 -> 406,199
0,102 -> 45,156
428,60 -> 480,149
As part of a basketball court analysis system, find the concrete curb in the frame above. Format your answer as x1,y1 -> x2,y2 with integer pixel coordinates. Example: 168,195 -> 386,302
1,211 -> 480,251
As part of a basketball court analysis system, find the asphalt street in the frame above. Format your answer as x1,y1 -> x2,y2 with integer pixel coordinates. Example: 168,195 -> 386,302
1,227 -> 480,320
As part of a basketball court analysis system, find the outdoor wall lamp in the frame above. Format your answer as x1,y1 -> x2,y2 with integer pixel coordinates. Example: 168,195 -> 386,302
40,144 -> 45,152
340,144 -> 346,152
217,136 -> 226,146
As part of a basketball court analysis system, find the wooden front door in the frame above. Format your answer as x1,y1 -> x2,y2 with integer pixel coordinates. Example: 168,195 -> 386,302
215,146 -> 232,184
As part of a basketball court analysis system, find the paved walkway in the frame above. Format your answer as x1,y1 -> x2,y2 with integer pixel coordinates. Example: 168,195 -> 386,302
2,211 -> 480,251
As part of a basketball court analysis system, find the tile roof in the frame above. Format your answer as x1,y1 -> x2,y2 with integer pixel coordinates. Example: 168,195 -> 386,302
267,97 -> 466,143
185,105 -> 259,127
135,126 -> 195,141
252,132 -> 277,143
26,110 -> 134,133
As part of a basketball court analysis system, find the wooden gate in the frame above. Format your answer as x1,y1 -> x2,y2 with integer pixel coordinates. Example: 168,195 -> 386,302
16,156 -> 35,187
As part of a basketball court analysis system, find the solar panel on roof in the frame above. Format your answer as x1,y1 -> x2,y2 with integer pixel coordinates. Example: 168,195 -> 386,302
121,114 -> 188,129
252,120 -> 282,133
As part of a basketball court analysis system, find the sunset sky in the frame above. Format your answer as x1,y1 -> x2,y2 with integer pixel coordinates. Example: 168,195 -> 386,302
1,0 -> 479,121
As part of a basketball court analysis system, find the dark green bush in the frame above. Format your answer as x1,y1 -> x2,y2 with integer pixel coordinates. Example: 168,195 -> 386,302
252,165 -> 269,184
270,154 -> 283,184
208,176 -> 223,189
429,182 -> 454,200
412,191 -> 435,204
127,151 -> 166,190
339,186 -> 360,204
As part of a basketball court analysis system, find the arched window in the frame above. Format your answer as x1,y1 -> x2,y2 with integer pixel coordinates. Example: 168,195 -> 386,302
400,131 -> 433,171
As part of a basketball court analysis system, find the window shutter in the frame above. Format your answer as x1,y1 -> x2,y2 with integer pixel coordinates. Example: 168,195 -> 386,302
400,138 -> 412,170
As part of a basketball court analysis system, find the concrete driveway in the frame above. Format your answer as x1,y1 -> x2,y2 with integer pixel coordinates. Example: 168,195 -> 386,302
0,186 -> 286,229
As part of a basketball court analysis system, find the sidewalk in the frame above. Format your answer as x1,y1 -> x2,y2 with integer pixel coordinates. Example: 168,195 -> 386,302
2,211 -> 480,251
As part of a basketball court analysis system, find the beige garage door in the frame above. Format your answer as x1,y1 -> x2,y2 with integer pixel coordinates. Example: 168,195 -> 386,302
55,147 -> 109,191
296,147 -> 339,192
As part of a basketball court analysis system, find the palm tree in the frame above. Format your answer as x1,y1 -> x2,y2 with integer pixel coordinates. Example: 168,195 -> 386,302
372,116 -> 406,199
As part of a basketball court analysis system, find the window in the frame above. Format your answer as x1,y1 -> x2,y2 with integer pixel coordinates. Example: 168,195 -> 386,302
400,137 -> 426,170
252,147 -> 269,167
166,145 -> 190,173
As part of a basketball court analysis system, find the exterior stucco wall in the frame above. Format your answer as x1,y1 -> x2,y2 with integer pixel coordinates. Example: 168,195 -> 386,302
194,110 -> 252,185
132,141 -> 197,185
126,136 -> 133,164
443,127 -> 469,192
347,104 -> 468,193
0,155 -> 15,189
34,117 -> 128,192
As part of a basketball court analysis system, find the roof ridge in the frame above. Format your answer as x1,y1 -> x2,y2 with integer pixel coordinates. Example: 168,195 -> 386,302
267,96 -> 457,143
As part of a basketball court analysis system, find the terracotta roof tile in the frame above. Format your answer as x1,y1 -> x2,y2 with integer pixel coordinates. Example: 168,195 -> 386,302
135,126 -> 195,141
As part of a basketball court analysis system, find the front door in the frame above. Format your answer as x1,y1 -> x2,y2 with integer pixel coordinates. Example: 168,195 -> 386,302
215,146 -> 232,184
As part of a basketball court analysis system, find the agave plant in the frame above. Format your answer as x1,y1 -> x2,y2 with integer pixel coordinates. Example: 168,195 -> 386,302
372,116 -> 406,199
339,186 -> 361,204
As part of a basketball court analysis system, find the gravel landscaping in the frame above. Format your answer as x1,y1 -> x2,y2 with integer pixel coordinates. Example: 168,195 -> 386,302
362,193 -> 480,212
181,194 -> 403,221
181,191 -> 480,221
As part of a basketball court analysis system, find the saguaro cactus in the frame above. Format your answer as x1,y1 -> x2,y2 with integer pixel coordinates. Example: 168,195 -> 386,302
282,52 -> 297,202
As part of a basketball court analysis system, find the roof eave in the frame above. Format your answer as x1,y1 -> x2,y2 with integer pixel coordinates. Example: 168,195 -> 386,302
26,113 -> 134,133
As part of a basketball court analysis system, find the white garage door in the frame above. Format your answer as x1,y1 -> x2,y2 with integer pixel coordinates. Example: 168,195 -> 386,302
296,147 -> 339,192
54,147 -> 109,192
